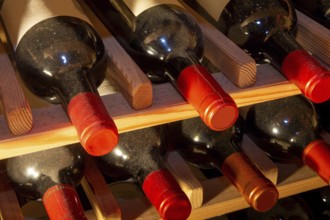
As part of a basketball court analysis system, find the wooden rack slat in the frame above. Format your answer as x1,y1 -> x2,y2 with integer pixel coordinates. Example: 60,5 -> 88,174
78,0 -> 153,110
82,156 -> 326,220
0,169 -> 23,220
0,64 -> 301,160
81,156 -> 121,220
0,40 -> 32,135
164,151 -> 204,209
296,10 -> 330,65
180,0 -> 257,88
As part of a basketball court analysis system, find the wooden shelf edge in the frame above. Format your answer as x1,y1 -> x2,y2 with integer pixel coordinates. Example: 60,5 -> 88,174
82,162 -> 326,220
0,64 -> 301,160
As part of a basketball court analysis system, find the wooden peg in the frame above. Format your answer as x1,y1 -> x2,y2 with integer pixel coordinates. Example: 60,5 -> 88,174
165,150 -> 204,209
81,156 -> 121,220
179,1 -> 257,88
77,0 -> 153,110
296,10 -> 330,65
0,40 -> 32,135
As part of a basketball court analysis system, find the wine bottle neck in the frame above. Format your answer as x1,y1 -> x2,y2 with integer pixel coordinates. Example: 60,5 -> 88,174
204,143 -> 239,170
264,31 -> 303,68
220,151 -> 278,212
56,69 -> 99,107
43,184 -> 87,220
303,139 -> 330,184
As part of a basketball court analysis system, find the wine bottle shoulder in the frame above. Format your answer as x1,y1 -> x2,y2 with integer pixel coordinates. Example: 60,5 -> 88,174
1,0 -> 92,48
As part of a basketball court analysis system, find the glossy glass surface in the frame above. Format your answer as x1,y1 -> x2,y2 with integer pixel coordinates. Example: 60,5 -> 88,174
220,0 -> 296,61
185,0 -> 298,64
6,144 -> 85,200
15,16 -> 107,104
244,95 -> 320,160
301,186 -> 330,219
165,117 -> 242,169
97,126 -> 164,183
131,5 -> 203,77
84,0 -> 203,82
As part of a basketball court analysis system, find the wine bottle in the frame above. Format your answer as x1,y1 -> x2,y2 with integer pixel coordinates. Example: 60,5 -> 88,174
96,126 -> 192,220
0,0 -> 118,156
183,0 -> 330,103
240,95 -> 330,185
300,186 -> 330,219
82,0 -> 238,131
163,117 -> 279,212
291,0 -> 330,29
6,144 -> 86,220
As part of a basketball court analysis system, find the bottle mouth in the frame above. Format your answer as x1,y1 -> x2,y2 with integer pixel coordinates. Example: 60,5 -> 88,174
68,92 -> 119,156
200,95 -> 238,131
176,64 -> 238,131
158,193 -> 192,220
245,179 -> 279,212
304,74 -> 330,103
81,122 -> 119,156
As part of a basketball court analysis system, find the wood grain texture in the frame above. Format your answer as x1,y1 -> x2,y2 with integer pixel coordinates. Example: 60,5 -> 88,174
0,170 -> 24,220
0,64 -> 301,160
240,134 -> 278,185
0,41 -> 32,135
179,0 -> 257,88
296,10 -> 330,65
81,157 -> 122,220
78,0 -> 153,110
165,151 -> 203,209
83,156 -> 326,220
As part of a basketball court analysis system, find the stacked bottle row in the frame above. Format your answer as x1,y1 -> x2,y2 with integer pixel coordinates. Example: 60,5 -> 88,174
0,0 -> 329,219
2,94 -> 330,219
0,0 -> 329,157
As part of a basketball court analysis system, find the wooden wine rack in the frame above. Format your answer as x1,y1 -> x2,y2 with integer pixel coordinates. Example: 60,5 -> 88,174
0,3 -> 329,220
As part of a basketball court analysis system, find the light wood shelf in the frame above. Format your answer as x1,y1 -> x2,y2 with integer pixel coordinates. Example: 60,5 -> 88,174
0,63 -> 301,160
0,3 -> 329,220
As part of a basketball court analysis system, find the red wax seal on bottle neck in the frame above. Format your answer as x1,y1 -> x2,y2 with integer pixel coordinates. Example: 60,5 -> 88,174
68,92 -> 119,156
176,65 -> 238,131
281,49 -> 330,103
142,169 -> 192,220
303,139 -> 330,184
43,184 -> 87,220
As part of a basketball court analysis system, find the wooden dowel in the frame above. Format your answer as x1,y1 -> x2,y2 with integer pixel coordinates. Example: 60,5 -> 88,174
0,64 -> 301,160
0,40 -> 32,135
240,134 -> 278,184
78,0 -> 153,110
165,151 -> 203,209
296,10 -> 330,65
179,1 -> 257,88
0,170 -> 24,220
81,156 -> 122,220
